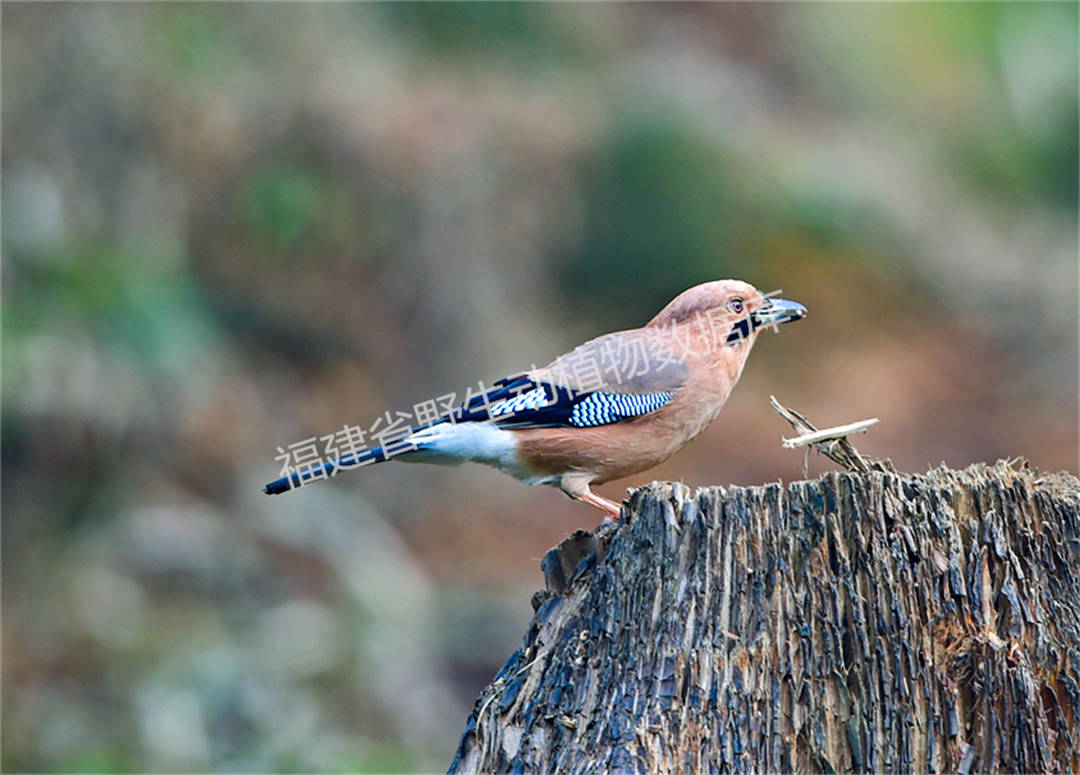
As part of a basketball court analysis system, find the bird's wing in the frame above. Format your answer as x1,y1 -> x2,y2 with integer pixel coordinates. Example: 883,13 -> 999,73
429,329 -> 689,431
532,328 -> 689,395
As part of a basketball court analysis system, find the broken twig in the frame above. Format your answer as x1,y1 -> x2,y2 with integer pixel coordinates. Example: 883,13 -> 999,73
770,395 -> 889,476
781,418 -> 878,449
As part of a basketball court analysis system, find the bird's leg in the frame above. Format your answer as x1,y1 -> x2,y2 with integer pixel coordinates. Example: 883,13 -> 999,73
560,474 -> 623,523
581,491 -> 623,523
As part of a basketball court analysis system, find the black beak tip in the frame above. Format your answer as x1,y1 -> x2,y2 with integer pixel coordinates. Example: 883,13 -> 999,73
755,298 -> 807,327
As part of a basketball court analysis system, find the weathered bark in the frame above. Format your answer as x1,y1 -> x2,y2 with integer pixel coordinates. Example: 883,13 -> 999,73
449,461 -> 1080,774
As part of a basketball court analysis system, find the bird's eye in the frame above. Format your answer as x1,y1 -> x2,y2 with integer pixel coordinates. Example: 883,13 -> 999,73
728,298 -> 745,314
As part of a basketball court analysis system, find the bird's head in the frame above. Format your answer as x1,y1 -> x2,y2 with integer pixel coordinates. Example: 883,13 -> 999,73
646,279 -> 807,347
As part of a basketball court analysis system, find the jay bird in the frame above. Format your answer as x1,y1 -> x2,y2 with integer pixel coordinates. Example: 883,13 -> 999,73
265,280 -> 806,520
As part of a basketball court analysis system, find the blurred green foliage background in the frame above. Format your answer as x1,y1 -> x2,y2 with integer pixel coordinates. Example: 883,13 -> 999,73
3,3 -> 1077,772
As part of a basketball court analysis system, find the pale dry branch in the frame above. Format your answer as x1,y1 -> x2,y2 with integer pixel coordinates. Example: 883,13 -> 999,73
770,395 -> 891,475
781,417 -> 879,448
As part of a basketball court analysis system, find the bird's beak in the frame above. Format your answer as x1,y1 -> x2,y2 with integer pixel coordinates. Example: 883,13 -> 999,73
751,297 -> 807,330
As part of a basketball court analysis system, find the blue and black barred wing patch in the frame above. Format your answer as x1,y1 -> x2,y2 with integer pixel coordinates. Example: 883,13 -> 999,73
419,373 -> 675,431
488,383 -> 675,430
567,390 -> 675,427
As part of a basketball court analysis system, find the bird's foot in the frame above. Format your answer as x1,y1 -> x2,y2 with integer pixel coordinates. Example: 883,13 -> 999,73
600,508 -> 621,524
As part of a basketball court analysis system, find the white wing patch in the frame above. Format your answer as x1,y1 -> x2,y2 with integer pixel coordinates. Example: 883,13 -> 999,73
488,387 -> 551,418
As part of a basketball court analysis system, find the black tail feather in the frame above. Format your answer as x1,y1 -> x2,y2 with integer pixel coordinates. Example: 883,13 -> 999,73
263,445 -> 388,495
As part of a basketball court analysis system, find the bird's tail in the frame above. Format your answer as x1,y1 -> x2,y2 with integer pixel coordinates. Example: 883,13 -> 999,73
264,382 -> 541,496
263,444 -> 391,495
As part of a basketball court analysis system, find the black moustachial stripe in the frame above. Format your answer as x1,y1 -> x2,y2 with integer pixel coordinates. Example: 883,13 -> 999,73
726,316 -> 752,344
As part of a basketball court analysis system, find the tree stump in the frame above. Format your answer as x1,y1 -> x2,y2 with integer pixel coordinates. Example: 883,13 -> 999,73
449,462 -> 1080,774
